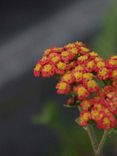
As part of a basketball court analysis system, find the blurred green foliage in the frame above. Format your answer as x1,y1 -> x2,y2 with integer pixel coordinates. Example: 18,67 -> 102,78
93,1 -> 117,58
32,101 -> 93,156
32,101 -> 111,156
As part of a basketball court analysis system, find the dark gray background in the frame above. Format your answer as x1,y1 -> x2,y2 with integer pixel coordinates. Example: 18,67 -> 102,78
0,0 -> 115,155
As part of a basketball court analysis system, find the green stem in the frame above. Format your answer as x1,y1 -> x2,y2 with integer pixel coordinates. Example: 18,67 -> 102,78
96,130 -> 108,156
86,127 -> 108,156
76,106 -> 108,156
86,125 -> 99,156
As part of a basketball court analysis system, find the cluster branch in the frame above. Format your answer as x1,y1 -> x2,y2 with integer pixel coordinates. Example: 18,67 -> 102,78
85,124 -> 108,156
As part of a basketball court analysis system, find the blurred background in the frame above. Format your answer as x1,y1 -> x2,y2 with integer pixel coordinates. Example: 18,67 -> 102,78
0,0 -> 117,155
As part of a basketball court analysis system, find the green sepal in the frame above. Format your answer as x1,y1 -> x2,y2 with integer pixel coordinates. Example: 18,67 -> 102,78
64,104 -> 76,108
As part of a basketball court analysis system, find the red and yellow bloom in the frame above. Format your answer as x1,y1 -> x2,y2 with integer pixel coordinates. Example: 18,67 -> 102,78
34,41 -> 117,130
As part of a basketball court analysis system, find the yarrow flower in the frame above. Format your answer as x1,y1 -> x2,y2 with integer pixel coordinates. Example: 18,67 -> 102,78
56,81 -> 70,94
34,41 -> 117,130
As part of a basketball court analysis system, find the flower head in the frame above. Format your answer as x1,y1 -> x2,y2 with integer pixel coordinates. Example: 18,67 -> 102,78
56,81 -> 70,94
73,85 -> 89,100
34,41 -> 117,130
42,64 -> 55,77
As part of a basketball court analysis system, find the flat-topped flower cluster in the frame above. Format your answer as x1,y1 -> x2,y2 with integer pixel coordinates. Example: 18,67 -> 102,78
34,41 -> 117,130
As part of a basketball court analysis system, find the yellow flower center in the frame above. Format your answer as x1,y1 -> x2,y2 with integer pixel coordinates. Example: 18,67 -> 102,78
74,65 -> 84,71
99,68 -> 108,76
49,53 -> 55,58
97,61 -> 105,68
87,80 -> 97,88
43,64 -> 52,72
103,118 -> 110,126
80,47 -> 89,52
96,104 -> 103,111
62,73 -> 71,81
57,62 -> 66,70
74,72 -> 82,79
34,64 -> 41,71
82,113 -> 90,121
91,110 -> 99,118
89,51 -> 98,57
61,51 -> 69,57
87,61 -> 95,69
59,82 -> 67,90
95,57 -> 103,62
51,56 -> 60,63
92,110 -> 104,120
65,43 -> 75,48
112,70 -> 117,78
109,60 -> 117,66
82,100 -> 90,109
83,73 -> 93,80
78,55 -> 88,61
111,56 -> 117,59
70,48 -> 78,54
77,87 -> 87,96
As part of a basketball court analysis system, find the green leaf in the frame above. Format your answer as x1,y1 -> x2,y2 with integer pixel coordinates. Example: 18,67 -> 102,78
108,129 -> 117,136
32,101 -> 60,125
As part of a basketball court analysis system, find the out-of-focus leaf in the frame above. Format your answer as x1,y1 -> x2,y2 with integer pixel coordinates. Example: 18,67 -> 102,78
108,129 -> 117,136
93,1 -> 117,58
32,101 -> 93,156
32,101 -> 60,125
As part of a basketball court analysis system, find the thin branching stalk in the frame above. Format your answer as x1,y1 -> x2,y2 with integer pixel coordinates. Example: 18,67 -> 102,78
86,125 -> 99,156
96,130 -> 108,156
85,126 -> 108,156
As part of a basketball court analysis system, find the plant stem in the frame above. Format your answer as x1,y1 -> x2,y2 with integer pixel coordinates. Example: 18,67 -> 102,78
96,130 -> 108,156
86,125 -> 99,156
76,106 -> 108,156
86,126 -> 108,156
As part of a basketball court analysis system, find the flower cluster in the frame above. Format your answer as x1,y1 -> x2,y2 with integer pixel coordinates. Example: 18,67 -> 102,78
80,83 -> 117,129
34,41 -> 117,130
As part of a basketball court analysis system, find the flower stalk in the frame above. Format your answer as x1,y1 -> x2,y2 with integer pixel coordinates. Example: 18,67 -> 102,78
84,124 -> 108,156
86,125 -> 98,155
96,130 -> 108,156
